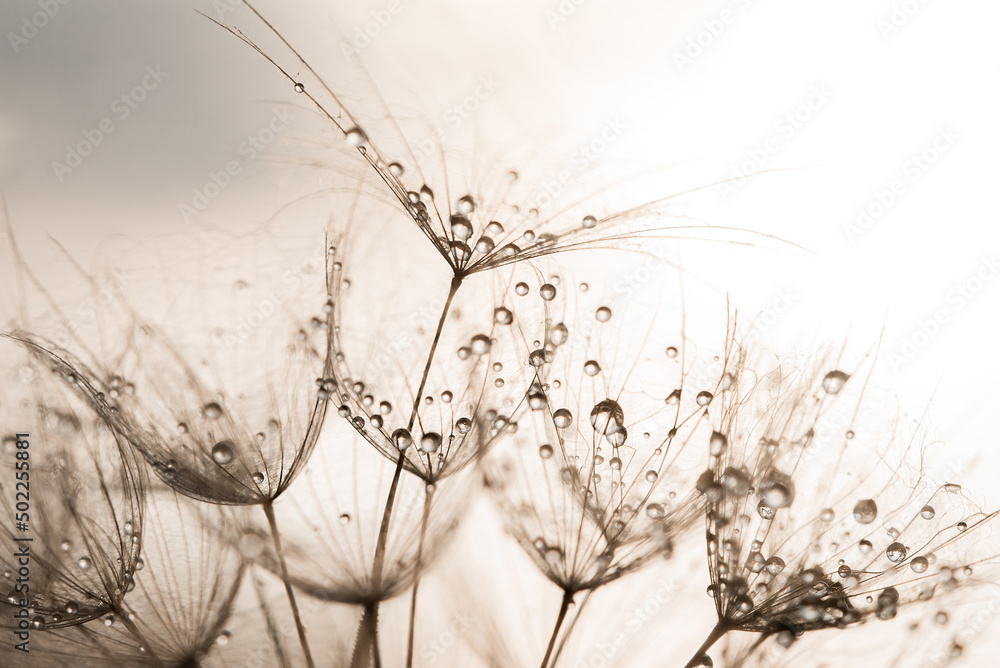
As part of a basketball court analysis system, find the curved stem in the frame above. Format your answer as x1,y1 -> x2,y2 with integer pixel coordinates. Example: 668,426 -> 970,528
550,588 -> 593,667
262,501 -> 315,668
539,589 -> 575,668
683,622 -> 729,668
405,484 -> 436,667
350,275 -> 463,667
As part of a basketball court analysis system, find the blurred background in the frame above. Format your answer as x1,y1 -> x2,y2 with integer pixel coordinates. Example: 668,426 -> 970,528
1,0 -> 999,663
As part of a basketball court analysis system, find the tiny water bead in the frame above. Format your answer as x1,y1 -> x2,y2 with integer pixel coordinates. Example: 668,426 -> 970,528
552,409 -> 573,428
920,504 -> 936,520
590,399 -> 625,434
345,127 -> 368,146
645,470 -> 658,483
202,402 -> 223,419
822,370 -> 850,394
646,503 -> 665,519
339,514 -> 351,525
450,215 -> 473,241
392,428 -> 413,451
539,283 -> 557,301
252,472 -> 265,485
293,82 -> 305,93
388,162 -> 404,176
885,542 -> 908,563
457,194 -> 475,214
664,389 -> 681,406
470,335 -> 492,355
695,391 -> 714,406
476,237 -> 495,254
581,214 -> 597,229
852,499 -> 878,524
583,360 -> 601,376
77,556 -> 92,570
455,417 -> 472,434
910,556 -> 929,573
419,432 -> 442,454
665,346 -> 678,358
515,281 -> 529,296
709,431 -> 728,456
212,441 -> 234,465
595,306 -> 612,322
494,307 -> 513,325
539,444 -> 554,459
858,539 -> 873,554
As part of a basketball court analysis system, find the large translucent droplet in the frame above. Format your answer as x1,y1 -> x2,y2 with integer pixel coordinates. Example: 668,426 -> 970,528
885,542 -> 907,563
450,215 -> 473,241
418,432 -> 442,454
590,399 -> 625,435
552,409 -> 573,428
212,441 -> 234,465
392,428 -> 413,451
822,370 -> 850,394
852,499 -> 878,524
470,335 -> 492,355
345,127 -> 367,146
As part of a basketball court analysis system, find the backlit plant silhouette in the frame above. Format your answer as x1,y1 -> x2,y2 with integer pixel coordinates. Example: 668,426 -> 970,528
1,3 -> 998,668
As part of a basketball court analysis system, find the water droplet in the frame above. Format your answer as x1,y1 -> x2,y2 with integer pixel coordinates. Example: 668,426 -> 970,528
77,556 -> 92,570
514,281 -> 529,296
645,470 -> 658,483
539,283 -> 557,301
764,556 -> 785,575
252,471 -> 265,484
696,391 -> 714,406
64,600 -> 79,615
583,360 -> 601,376
920,504 -> 936,520
590,399 -> 625,435
552,409 -> 573,429
60,539 -> 72,552
664,389 -> 681,406
885,542 -> 907,563
759,471 -> 794,509
455,417 -> 472,434
419,432 -> 442,454
450,215 -> 473,241
486,221 -> 504,236
476,236 -> 495,254
757,501 -> 776,520
202,402 -> 223,419
956,521 -> 968,532
935,611 -> 949,624
595,306 -> 612,322
457,195 -> 475,214
293,82 -> 305,93
392,428 -> 413,451
549,322 -> 569,346
709,431 -> 728,456
852,499 -> 878,524
345,127 -> 367,146
470,335 -> 492,355
494,307 -> 513,325
212,441 -> 234,465
822,370 -> 850,394
858,539 -> 873,554
820,508 -> 835,522
910,556 -> 929,573
582,215 -> 597,228
539,444 -> 553,459
388,162 -> 404,176
339,514 -> 351,525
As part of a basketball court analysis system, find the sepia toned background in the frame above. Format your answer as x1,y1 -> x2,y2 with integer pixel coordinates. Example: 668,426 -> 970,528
2,0 -> 999,664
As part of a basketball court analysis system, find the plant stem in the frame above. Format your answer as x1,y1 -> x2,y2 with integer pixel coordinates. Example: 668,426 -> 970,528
262,501 -> 315,668
350,275 -> 463,667
351,602 -> 382,668
683,622 -> 729,668
539,589 -> 575,668
405,483 -> 436,667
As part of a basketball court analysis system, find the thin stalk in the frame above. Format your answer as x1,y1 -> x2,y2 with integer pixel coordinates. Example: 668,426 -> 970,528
262,501 -> 315,668
683,622 -> 729,668
252,567 -> 291,668
405,483 -> 436,667
550,588 -> 593,667
540,589 -> 575,668
351,603 -> 382,668
350,275 -> 463,668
